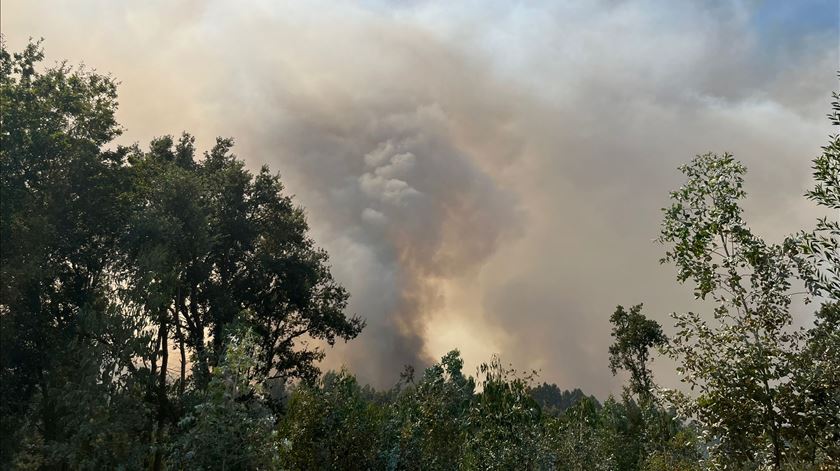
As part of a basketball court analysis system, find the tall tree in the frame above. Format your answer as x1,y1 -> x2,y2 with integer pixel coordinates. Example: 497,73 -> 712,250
383,350 -> 475,470
793,86 -> 840,299
0,39 -> 144,465
608,304 -> 666,402
122,134 -> 365,387
607,304 -> 698,470
658,153 -> 801,468
780,85 -> 840,466
1,40 -> 365,468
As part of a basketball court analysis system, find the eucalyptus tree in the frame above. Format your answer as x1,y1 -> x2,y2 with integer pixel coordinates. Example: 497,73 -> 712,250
462,357 -> 551,470
547,395 -> 611,471
780,88 -> 840,466
794,88 -> 840,299
278,369 -> 384,470
606,304 -> 700,470
658,152 -> 802,468
168,329 -> 280,470
383,350 -> 475,470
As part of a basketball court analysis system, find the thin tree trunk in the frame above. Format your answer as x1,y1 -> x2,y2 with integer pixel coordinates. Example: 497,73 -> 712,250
152,314 -> 169,471
189,284 -> 210,388
720,232 -> 783,468
175,288 -> 187,397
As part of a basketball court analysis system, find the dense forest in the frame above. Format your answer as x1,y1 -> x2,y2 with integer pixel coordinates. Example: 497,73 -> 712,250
0,40 -> 837,470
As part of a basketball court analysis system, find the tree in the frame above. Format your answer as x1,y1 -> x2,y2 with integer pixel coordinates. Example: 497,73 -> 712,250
529,384 -> 594,417
120,134 -> 366,467
122,134 -> 365,387
546,395 -> 612,471
0,38 -> 142,465
1,40 -> 365,468
638,85 -> 840,469
793,86 -> 840,299
382,350 -> 475,470
608,304 -> 666,402
780,85 -> 840,466
778,302 -> 840,465
606,304 -> 698,470
168,329 -> 280,470
462,357 -> 551,470
278,369 -> 384,470
658,152 -> 801,468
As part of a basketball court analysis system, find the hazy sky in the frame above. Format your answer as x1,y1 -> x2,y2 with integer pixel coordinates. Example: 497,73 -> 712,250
3,0 -> 837,397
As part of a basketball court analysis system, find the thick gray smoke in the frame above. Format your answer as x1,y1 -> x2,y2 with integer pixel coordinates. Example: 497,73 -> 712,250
3,0 -> 836,395
245,101 -> 524,378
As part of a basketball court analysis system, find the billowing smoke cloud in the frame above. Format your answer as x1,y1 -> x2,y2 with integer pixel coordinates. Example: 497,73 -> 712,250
248,100 -> 524,378
3,0 -> 836,395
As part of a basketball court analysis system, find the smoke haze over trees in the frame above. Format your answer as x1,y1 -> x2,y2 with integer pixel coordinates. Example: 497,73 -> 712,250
2,1 -> 835,396
1,0 -> 839,468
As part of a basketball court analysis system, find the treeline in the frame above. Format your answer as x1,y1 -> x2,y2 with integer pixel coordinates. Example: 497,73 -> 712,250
273,350 -> 698,470
1,40 -> 838,470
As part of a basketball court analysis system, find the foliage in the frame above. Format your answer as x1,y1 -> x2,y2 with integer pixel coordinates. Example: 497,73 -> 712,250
779,91 -> 840,467
462,357 -> 550,469
608,304 -> 667,402
278,369 -> 384,470
656,88 -> 840,467
658,152 -> 804,468
605,304 -> 700,470
792,88 -> 840,298
0,39 -> 361,469
530,384 -> 595,417
381,350 -> 474,470
168,330 -> 280,470
547,396 -> 613,470
0,37 -> 141,465
778,302 -> 840,466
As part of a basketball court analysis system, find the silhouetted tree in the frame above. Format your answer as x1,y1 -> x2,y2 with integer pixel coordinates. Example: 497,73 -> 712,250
608,304 -> 666,402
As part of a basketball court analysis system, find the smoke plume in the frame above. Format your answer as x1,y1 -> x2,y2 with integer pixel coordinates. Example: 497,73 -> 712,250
3,0 -> 836,395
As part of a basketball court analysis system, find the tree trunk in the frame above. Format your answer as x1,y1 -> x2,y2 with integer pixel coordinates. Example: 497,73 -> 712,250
175,288 -> 186,397
151,314 -> 169,471
189,284 -> 211,388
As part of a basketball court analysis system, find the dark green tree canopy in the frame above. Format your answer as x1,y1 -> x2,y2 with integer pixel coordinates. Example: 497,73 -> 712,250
122,132 -> 364,386
0,39 -> 363,468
